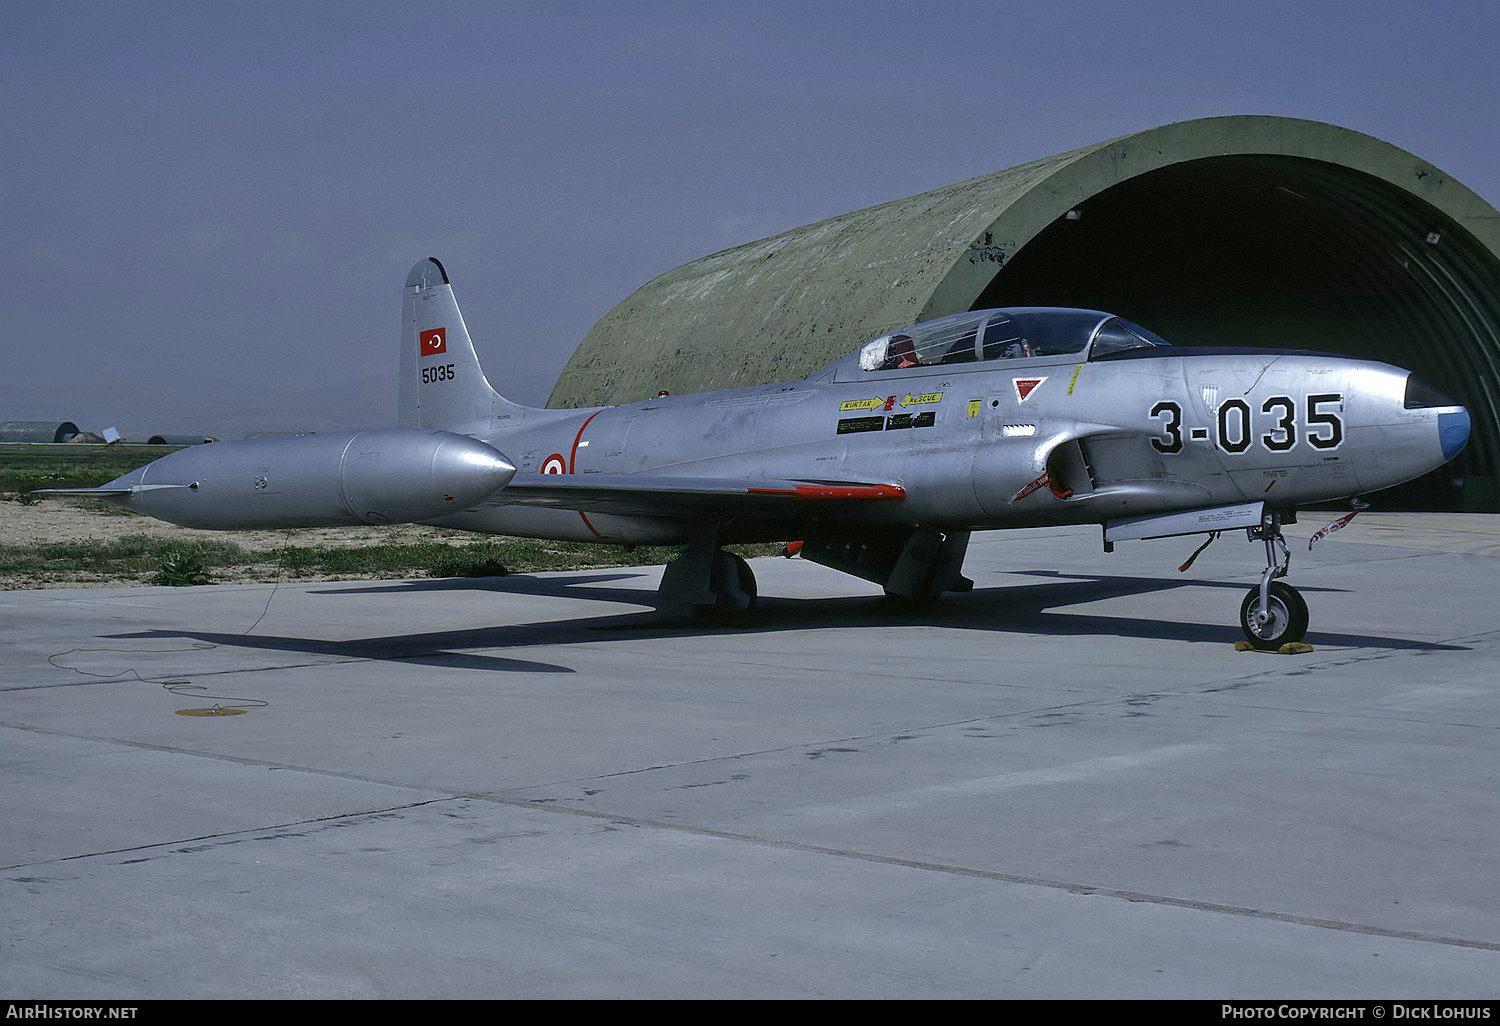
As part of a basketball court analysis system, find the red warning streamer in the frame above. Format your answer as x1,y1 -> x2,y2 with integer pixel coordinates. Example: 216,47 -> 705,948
1308,500 -> 1370,549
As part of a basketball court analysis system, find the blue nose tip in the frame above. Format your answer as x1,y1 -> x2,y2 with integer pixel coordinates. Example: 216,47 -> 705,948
1439,408 -> 1471,461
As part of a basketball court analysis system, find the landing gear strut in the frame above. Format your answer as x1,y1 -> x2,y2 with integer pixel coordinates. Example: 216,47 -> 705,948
657,523 -> 757,622
703,550 -> 757,622
1239,509 -> 1308,649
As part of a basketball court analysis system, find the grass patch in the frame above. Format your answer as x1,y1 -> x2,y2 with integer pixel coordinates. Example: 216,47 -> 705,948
0,536 -> 251,581
0,443 -> 181,492
1,532 -> 785,585
260,539 -> 779,578
151,549 -> 212,586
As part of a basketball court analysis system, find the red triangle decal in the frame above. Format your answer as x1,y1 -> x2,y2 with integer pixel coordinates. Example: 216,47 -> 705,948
1014,377 -> 1045,402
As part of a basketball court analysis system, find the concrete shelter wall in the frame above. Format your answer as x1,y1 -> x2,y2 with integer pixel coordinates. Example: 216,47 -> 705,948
548,116 -> 1500,508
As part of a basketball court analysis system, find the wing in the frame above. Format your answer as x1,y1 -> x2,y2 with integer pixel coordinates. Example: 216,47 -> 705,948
470,472 -> 906,519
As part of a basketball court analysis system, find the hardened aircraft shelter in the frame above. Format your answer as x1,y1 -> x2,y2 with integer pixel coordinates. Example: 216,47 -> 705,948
551,116 -> 1500,510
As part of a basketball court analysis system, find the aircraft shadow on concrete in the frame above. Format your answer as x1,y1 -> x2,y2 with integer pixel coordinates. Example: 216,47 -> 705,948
111,567 -> 1465,671
109,624 -> 579,675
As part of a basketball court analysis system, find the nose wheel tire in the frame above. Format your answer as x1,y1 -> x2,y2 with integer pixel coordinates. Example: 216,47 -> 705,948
1239,581 -> 1308,650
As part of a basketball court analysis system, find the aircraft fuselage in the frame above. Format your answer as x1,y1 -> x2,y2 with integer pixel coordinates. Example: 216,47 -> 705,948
432,348 -> 1463,547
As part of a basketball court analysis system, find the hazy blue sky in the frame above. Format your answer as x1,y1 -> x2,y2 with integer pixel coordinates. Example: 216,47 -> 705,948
4,1 -> 1498,437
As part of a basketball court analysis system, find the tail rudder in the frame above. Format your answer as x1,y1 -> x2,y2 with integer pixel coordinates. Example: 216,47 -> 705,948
399,257 -> 531,431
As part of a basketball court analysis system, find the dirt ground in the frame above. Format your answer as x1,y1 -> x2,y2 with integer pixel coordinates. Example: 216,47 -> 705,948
0,496 -> 495,589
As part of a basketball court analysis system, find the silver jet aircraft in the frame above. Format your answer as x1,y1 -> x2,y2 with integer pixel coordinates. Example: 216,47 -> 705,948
49,258 -> 1472,648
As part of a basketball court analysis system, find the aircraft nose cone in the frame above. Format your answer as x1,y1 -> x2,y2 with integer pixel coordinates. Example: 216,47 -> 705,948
1439,408 -> 1471,462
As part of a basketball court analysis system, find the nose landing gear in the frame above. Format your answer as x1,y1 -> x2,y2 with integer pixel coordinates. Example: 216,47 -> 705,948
1240,579 -> 1309,649
1240,510 -> 1308,649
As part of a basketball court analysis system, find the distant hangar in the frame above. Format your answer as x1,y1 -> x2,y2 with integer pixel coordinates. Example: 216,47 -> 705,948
0,421 -> 82,443
550,116 -> 1500,510
0,422 -> 215,446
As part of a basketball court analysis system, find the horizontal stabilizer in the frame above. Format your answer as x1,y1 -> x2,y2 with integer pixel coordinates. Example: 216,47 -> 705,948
31,487 -> 138,497
34,483 -> 198,497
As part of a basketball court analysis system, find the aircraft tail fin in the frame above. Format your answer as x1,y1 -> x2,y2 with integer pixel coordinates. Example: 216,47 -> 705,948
398,257 -> 533,432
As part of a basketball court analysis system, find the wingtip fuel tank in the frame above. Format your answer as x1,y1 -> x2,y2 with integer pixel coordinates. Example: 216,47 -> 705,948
65,429 -> 516,530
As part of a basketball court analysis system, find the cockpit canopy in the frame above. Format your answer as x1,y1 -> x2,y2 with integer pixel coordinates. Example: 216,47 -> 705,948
856,308 -> 1169,372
